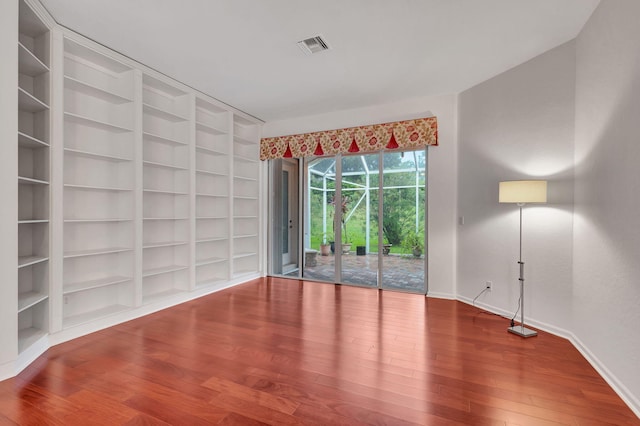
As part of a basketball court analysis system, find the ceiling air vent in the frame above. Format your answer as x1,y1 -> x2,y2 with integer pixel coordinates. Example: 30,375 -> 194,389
297,35 -> 330,55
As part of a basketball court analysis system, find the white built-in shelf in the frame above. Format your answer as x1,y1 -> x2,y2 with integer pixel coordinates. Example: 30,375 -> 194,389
18,131 -> 49,149
143,265 -> 188,278
233,252 -> 257,259
64,75 -> 133,104
18,219 -> 48,224
234,175 -> 258,182
64,183 -> 132,192
64,305 -> 129,329
64,112 -> 133,133
143,217 -> 189,221
63,247 -> 132,259
196,121 -> 226,135
196,237 -> 226,243
234,234 -> 259,239
18,42 -> 49,76
18,328 -> 47,353
65,38 -> 132,74
18,87 -> 49,112
195,145 -> 226,156
60,34 -> 137,339
233,195 -> 257,200
234,135 -> 255,146
143,188 -> 188,196
64,147 -> 131,162
196,169 -> 225,177
196,100 -> 228,124
234,155 -> 258,163
143,241 -> 188,249
143,160 -> 188,171
143,103 -> 188,122
196,193 -> 227,198
18,176 -> 49,185
196,257 -> 226,267
64,276 -> 131,295
18,292 -> 48,313
234,215 -> 258,219
143,73 -> 187,97
18,255 -> 48,268
196,216 -> 227,220
17,0 -> 52,357
64,218 -> 133,223
143,131 -> 187,146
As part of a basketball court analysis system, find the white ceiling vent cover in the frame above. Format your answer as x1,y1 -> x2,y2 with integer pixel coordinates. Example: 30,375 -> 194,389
297,35 -> 330,55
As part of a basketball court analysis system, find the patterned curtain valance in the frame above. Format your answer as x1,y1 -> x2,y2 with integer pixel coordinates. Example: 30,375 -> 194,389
260,116 -> 438,160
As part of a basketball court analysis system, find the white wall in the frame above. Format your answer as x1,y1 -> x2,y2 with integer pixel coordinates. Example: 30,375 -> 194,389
263,94 -> 458,298
457,41 -> 577,331
457,1 -> 640,413
573,0 -> 640,411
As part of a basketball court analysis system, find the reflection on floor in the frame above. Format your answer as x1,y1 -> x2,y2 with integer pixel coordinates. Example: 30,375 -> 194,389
303,251 -> 425,292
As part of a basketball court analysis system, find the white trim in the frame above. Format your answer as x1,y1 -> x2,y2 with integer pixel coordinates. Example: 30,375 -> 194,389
14,334 -> 49,375
569,332 -> 640,419
426,291 -> 456,300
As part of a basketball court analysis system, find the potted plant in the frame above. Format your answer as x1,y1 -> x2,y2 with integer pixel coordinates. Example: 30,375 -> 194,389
319,233 -> 331,256
402,232 -> 424,258
342,238 -> 352,254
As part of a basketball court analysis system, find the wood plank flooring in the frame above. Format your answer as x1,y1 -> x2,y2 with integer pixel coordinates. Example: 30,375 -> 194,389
0,277 -> 638,425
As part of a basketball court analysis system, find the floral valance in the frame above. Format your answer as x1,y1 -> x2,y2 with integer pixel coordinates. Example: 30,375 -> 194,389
260,116 -> 438,160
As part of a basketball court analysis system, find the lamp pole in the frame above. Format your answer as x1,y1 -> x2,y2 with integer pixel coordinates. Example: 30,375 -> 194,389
508,203 -> 537,337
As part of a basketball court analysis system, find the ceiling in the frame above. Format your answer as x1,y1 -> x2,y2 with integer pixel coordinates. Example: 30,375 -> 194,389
40,0 -> 600,122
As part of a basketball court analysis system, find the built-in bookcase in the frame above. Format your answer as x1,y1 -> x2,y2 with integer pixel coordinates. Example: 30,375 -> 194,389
3,2 -> 263,376
17,0 -> 50,354
194,97 -> 231,287
232,115 -> 261,276
142,74 -> 191,303
61,37 -> 136,328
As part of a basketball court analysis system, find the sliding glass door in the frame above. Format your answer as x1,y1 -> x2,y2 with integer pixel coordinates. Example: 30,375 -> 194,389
339,154 -> 379,287
270,149 -> 427,294
380,150 -> 426,291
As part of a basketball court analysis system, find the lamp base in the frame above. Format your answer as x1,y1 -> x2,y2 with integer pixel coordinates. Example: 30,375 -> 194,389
508,325 -> 538,338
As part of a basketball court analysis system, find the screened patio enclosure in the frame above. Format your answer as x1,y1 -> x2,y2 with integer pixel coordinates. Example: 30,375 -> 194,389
307,152 -> 425,252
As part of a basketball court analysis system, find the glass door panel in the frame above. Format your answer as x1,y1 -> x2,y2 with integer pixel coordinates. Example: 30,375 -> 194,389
340,154 -> 378,287
268,158 -> 300,277
303,158 -> 336,281
381,150 -> 426,292
281,160 -> 299,275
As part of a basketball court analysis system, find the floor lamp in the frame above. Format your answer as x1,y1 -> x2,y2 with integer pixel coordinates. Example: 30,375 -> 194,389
499,180 -> 547,338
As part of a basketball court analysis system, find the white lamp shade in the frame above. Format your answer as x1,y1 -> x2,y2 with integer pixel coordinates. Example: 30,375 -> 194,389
499,180 -> 547,204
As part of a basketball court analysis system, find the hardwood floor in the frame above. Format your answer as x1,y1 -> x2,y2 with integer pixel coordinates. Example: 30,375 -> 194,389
0,277 -> 638,425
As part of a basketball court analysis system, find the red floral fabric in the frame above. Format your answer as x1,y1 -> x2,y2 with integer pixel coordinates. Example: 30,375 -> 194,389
260,117 -> 437,160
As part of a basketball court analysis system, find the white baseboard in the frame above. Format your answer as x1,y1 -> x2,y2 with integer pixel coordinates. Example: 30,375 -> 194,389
426,291 -> 456,300
456,296 -> 640,418
568,332 -> 640,418
14,334 -> 49,375
0,360 -> 14,382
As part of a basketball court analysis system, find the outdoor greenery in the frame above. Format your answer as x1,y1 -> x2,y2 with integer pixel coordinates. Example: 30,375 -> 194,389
308,151 -> 425,255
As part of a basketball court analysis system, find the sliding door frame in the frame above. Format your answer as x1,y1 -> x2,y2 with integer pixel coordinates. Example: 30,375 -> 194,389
269,148 -> 429,295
